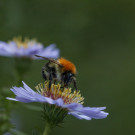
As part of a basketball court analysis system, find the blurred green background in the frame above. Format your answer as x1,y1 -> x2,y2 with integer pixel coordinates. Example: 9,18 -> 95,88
0,0 -> 135,135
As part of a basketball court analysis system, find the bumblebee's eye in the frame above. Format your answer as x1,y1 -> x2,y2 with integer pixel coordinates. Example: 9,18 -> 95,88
70,73 -> 75,76
69,73 -> 73,77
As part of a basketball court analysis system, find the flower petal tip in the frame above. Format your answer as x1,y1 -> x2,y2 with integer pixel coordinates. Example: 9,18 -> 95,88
6,97 -> 18,101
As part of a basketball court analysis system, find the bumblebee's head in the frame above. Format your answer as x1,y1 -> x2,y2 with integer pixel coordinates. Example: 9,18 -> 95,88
58,58 -> 77,87
58,58 -> 76,75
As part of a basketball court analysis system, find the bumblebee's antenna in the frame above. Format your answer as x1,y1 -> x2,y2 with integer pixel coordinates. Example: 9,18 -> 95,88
35,55 -> 63,67
35,55 -> 50,61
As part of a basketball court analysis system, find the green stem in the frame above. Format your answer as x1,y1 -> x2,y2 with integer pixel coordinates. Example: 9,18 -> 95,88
43,124 -> 51,135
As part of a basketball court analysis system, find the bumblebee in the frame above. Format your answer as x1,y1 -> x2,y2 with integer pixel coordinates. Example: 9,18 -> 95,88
35,55 -> 77,90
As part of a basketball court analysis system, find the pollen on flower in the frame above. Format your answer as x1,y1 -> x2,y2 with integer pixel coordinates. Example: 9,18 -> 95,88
11,36 -> 39,48
35,81 -> 84,104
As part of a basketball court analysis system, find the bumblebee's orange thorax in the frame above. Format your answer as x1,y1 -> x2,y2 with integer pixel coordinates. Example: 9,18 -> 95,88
58,58 -> 76,74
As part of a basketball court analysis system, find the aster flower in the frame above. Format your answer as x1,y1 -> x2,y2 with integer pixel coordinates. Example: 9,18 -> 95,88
0,37 -> 59,59
7,81 -> 108,120
7,81 -> 108,135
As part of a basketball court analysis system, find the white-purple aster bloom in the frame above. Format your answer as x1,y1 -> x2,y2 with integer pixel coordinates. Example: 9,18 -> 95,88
7,82 -> 109,120
0,37 -> 59,59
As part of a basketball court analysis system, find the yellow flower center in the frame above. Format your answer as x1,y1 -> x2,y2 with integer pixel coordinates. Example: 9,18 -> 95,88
35,81 -> 84,104
11,36 -> 38,48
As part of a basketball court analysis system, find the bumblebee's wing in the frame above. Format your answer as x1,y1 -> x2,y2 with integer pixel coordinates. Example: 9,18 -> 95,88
35,55 -> 63,67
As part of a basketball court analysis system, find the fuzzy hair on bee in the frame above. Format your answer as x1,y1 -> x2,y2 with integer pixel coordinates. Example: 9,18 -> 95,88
35,55 -> 78,90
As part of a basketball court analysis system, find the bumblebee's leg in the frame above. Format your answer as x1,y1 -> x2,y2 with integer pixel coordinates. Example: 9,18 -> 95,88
73,78 -> 78,91
60,74 -> 65,89
49,72 -> 53,90
64,73 -> 72,88
54,80 -> 56,84
65,73 -> 71,86
61,75 -> 63,84
42,67 -> 47,80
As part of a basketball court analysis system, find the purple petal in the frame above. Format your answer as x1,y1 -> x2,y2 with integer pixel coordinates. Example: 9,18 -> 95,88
0,40 -> 60,59
7,82 -> 64,106
63,103 -> 108,120
36,44 -> 60,59
68,112 -> 92,120
22,81 -> 36,95
6,97 -> 18,101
